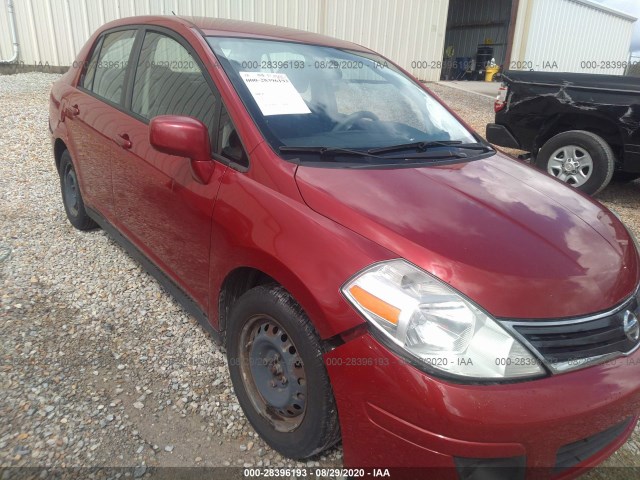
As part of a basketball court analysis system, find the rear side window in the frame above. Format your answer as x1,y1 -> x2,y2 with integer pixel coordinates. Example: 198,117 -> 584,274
88,30 -> 137,104
80,37 -> 103,90
131,31 -> 218,145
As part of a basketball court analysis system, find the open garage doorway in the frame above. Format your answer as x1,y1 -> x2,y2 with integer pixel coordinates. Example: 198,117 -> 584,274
441,0 -> 517,81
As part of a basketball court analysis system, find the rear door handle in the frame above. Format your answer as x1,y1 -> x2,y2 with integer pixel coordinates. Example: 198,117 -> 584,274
63,104 -> 79,120
114,133 -> 132,149
66,104 -> 79,117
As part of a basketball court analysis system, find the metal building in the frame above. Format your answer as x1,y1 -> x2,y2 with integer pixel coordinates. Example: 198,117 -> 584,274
0,0 -> 637,80
510,0 -> 637,75
0,0 -> 450,80
442,0 -> 637,79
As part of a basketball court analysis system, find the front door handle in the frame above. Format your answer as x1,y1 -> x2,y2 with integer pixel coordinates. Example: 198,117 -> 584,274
114,133 -> 132,149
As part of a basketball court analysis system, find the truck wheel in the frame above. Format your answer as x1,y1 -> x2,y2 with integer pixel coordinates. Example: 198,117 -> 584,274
535,130 -> 614,195
59,150 -> 98,230
226,285 -> 340,459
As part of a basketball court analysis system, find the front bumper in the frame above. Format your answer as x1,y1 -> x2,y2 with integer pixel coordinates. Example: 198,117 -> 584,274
324,332 -> 640,479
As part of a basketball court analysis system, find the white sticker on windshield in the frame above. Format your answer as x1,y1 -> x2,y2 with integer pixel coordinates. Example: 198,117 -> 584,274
239,72 -> 311,116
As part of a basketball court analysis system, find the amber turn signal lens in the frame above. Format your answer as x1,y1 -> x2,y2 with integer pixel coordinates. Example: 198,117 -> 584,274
348,285 -> 400,325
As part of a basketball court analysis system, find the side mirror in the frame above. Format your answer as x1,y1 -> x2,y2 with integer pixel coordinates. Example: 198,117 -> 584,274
149,115 -> 214,184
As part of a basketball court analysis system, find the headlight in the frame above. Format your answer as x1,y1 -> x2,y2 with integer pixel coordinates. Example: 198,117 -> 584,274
342,260 -> 546,380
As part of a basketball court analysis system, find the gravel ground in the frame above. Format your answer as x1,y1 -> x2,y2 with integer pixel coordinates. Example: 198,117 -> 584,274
1,73 -> 639,478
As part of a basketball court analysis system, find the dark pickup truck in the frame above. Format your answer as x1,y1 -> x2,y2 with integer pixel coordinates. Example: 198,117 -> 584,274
487,71 -> 640,194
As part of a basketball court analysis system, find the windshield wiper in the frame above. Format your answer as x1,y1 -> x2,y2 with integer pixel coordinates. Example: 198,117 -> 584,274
368,141 -> 493,155
278,145 -> 468,163
279,146 -> 381,160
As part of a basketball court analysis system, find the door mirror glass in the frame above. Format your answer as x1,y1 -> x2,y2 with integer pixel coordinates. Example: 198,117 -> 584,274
149,115 -> 211,162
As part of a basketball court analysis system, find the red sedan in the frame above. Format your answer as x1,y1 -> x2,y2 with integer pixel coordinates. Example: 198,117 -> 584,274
49,15 -> 640,479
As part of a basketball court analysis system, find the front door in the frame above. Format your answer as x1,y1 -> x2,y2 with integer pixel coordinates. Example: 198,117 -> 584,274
110,29 -> 227,313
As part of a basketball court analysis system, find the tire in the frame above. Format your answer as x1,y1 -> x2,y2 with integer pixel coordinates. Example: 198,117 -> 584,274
58,150 -> 97,230
227,285 -> 340,459
535,130 -> 615,195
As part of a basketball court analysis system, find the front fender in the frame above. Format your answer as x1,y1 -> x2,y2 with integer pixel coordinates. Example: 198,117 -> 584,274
208,166 -> 394,339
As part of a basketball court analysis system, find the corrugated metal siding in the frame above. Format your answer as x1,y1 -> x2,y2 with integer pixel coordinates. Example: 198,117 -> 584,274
325,0 -> 449,80
511,0 -> 635,75
0,3 -> 9,60
0,0 -> 449,81
444,0 -> 512,66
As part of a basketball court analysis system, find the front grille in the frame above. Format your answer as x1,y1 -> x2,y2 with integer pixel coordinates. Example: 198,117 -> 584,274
504,293 -> 640,372
555,417 -> 634,472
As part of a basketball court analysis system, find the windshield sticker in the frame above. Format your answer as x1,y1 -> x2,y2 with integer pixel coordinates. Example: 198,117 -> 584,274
239,72 -> 311,116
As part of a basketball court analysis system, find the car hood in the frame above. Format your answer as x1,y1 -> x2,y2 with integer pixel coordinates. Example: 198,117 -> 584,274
294,153 -> 639,319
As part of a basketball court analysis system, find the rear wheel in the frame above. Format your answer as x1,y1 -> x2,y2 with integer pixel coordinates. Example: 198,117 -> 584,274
227,285 -> 340,459
535,130 -> 615,195
59,150 -> 97,230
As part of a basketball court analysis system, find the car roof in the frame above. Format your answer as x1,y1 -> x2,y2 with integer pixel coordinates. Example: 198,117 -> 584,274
102,15 -> 372,52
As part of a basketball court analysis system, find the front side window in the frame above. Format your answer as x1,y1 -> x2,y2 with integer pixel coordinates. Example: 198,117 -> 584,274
132,31 -> 218,146
207,37 -> 479,162
89,30 -> 137,104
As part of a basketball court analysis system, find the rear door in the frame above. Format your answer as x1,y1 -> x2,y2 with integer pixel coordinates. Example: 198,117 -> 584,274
110,28 -> 227,313
65,29 -> 138,219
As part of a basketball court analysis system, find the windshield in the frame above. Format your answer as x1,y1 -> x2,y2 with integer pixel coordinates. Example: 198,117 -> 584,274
207,37 -> 477,155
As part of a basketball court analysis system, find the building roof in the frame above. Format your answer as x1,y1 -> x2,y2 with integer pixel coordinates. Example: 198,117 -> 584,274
569,0 -> 637,22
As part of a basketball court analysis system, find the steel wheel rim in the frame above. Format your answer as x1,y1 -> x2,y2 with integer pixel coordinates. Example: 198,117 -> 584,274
547,145 -> 593,187
238,315 -> 307,432
63,165 -> 80,217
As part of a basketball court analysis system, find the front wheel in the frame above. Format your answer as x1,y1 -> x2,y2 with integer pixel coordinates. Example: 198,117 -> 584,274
535,130 -> 615,195
227,285 -> 340,459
